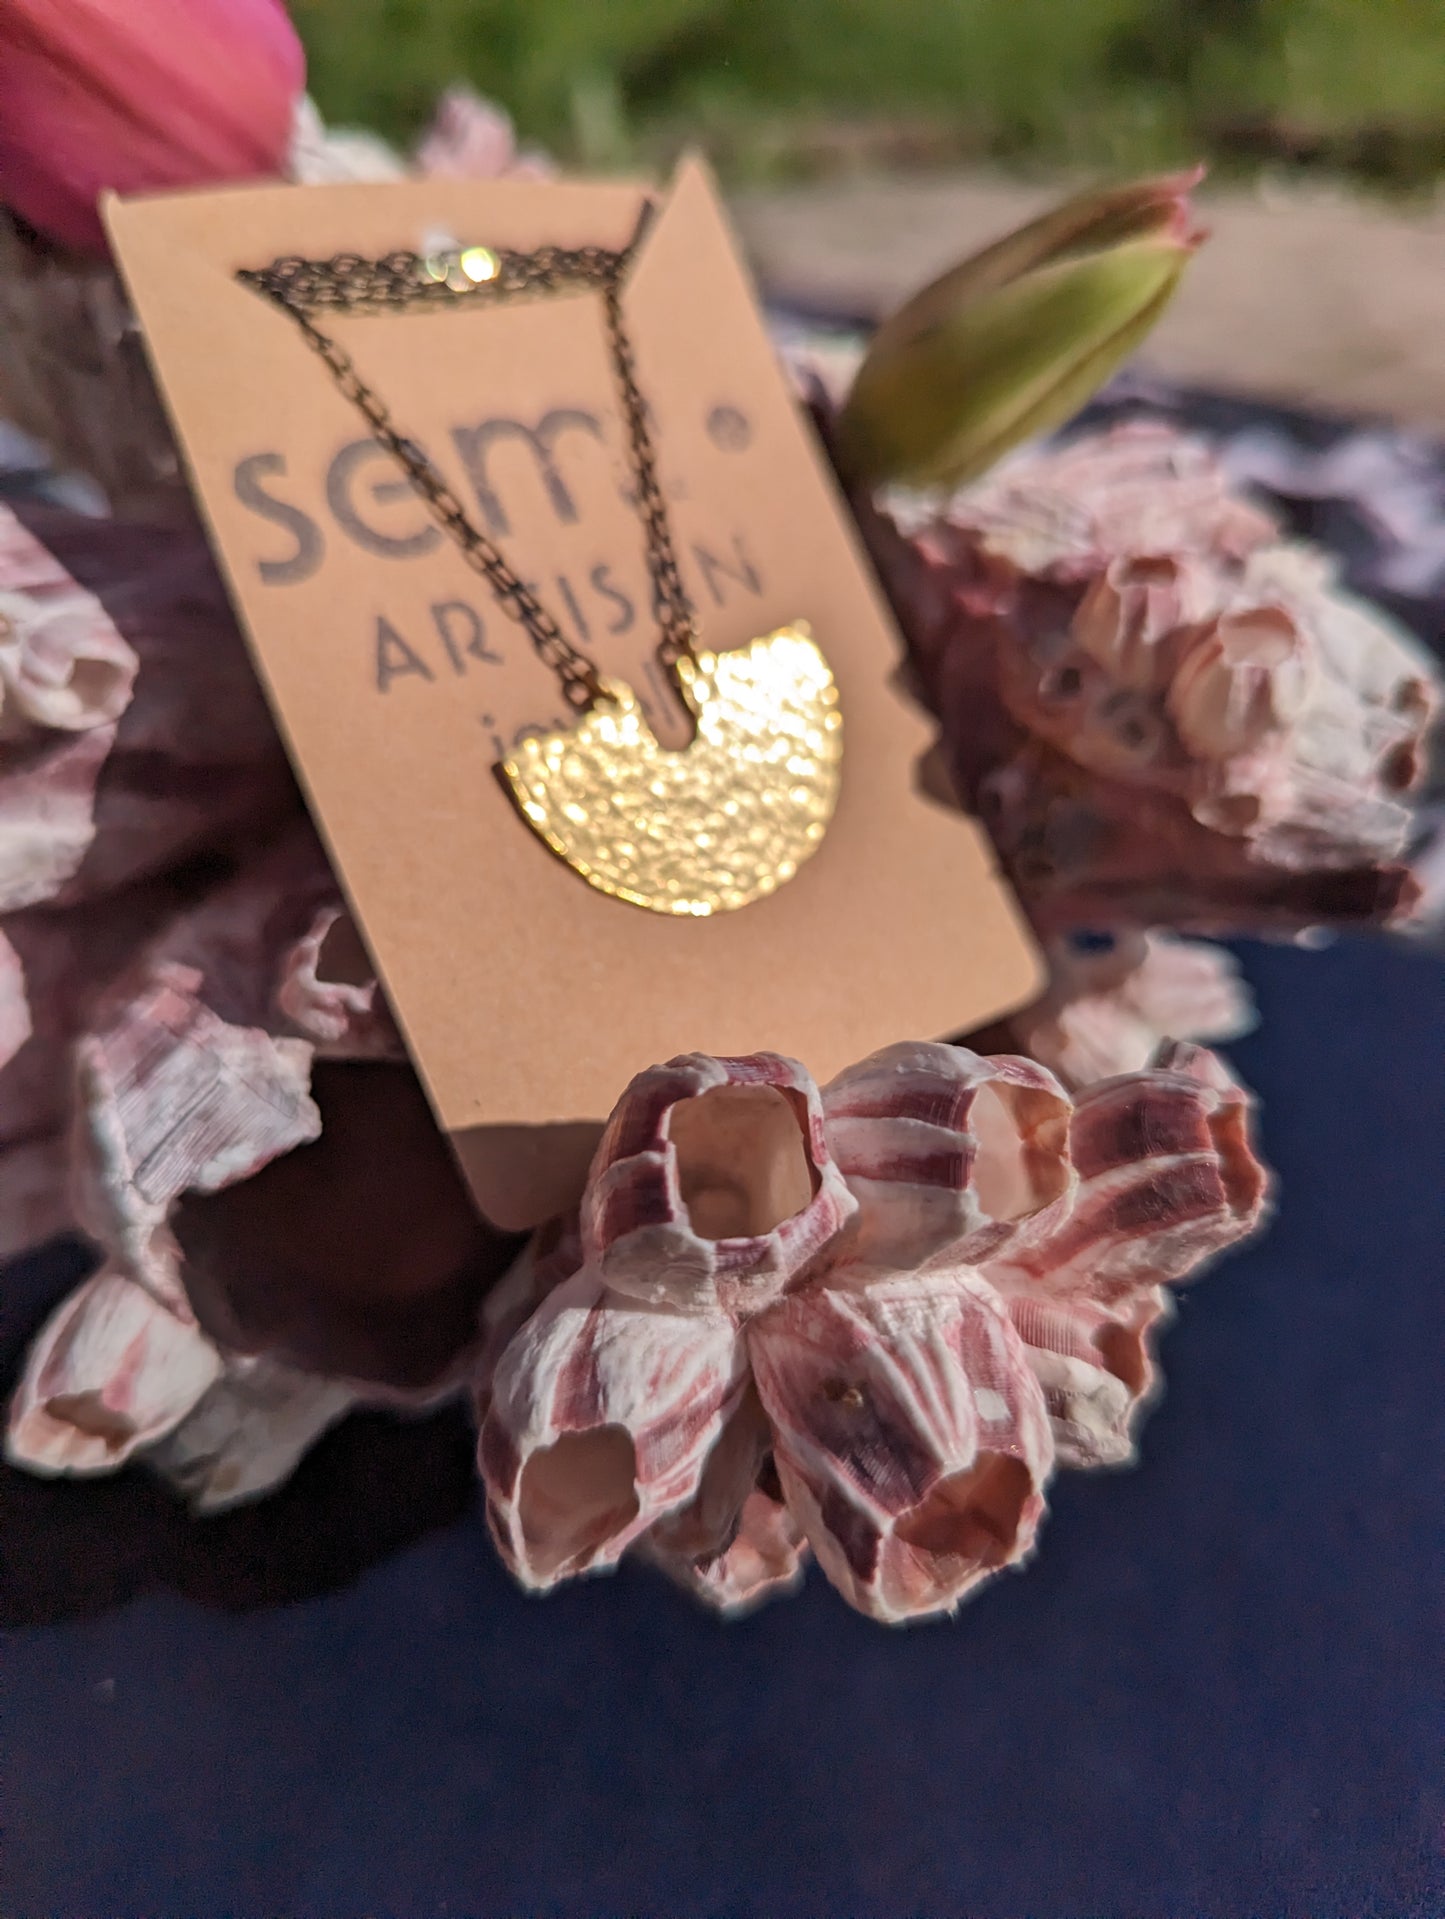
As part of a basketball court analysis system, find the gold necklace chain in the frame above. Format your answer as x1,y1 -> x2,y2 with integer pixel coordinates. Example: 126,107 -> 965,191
237,217 -> 697,714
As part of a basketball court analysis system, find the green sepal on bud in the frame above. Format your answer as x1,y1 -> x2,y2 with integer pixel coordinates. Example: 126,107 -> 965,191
835,168 -> 1207,493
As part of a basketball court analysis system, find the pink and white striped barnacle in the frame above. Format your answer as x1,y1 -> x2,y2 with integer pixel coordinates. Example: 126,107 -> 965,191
993,1045 -> 1269,1309
1006,931 -> 1255,1091
472,1213 -> 584,1420
479,1268 -> 747,1591
581,1051 -> 856,1317
821,1040 -> 1074,1272
747,1270 -> 1054,1623
648,1482 -> 810,1617
642,1382 -> 810,1615
0,503 -> 139,739
1004,1287 -> 1169,1468
5,1264 -> 221,1475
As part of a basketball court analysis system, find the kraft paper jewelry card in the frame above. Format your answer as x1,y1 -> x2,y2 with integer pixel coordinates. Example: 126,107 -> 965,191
106,158 -> 1041,1223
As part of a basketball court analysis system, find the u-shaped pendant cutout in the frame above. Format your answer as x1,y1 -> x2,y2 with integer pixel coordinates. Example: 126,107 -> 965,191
497,623 -> 843,916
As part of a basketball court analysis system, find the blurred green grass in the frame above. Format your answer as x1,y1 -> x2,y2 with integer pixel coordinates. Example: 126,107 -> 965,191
293,0 -> 1445,188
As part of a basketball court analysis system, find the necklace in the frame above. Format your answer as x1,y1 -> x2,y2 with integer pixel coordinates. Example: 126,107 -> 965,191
237,222 -> 843,917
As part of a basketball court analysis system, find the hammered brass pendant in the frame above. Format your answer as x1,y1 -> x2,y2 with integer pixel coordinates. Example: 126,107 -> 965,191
498,623 -> 843,916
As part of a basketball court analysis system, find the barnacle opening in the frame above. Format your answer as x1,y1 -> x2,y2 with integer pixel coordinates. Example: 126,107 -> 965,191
651,1382 -> 770,1561
1201,792 -> 1262,833
1206,1099 -> 1268,1221
517,1426 -> 640,1580
1379,740 -> 1420,792
1093,1318 -> 1151,1397
1040,661 -> 1085,704
895,1453 -> 1033,1570
1392,677 -> 1431,722
1098,689 -> 1162,758
1214,607 -> 1298,673
314,910 -> 374,988
971,1080 -> 1071,1222
669,1084 -> 818,1240
42,1391 -> 136,1451
67,655 -> 128,717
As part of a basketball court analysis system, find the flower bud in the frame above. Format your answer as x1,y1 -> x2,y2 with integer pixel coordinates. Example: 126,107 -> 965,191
0,0 -> 306,253
836,170 -> 1205,492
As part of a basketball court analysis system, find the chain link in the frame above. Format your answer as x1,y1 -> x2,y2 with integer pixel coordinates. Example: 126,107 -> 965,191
237,233 -> 698,710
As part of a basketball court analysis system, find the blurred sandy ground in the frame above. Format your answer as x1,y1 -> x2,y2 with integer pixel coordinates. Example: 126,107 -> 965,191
732,176 -> 1445,429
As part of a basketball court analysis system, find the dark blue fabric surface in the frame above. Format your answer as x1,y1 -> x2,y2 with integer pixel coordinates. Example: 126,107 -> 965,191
5,930 -> 1443,1918
5,375 -> 1445,1915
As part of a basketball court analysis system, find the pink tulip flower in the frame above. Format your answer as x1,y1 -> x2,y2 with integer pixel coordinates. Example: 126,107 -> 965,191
0,0 -> 305,252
